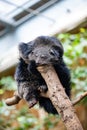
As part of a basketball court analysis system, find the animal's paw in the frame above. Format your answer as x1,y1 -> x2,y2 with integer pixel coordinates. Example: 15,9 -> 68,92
38,85 -> 47,93
28,98 -> 37,108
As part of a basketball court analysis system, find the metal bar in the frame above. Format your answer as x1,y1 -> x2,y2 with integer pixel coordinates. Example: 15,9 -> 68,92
2,0 -> 57,23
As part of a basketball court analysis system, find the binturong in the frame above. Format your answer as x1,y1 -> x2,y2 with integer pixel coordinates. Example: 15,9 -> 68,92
15,36 -> 71,114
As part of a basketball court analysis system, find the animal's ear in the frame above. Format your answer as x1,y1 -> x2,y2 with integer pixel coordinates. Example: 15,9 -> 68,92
52,45 -> 64,57
18,42 -> 33,60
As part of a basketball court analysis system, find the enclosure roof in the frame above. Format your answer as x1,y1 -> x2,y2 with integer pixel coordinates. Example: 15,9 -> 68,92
0,0 -> 87,75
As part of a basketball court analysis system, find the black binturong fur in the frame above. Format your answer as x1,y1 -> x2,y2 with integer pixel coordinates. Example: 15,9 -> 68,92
15,36 -> 71,114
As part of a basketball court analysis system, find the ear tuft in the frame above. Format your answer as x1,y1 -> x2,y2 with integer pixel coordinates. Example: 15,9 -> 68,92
18,43 -> 28,52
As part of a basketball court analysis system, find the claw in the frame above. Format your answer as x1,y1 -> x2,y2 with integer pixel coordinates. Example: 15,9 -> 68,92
28,99 -> 37,108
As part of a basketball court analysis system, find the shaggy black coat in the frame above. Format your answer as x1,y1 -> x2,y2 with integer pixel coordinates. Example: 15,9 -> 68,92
15,36 -> 71,114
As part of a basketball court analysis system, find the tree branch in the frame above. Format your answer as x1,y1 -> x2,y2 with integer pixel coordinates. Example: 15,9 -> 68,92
40,91 -> 87,106
5,90 -> 87,107
37,65 -> 83,130
72,91 -> 87,105
5,91 -> 21,106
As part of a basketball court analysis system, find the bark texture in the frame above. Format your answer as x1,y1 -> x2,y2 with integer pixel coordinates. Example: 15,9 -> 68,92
37,65 -> 83,130
5,91 -> 21,106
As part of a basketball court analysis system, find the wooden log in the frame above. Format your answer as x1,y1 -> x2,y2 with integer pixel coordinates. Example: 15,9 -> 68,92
37,65 -> 83,130
5,91 -> 21,106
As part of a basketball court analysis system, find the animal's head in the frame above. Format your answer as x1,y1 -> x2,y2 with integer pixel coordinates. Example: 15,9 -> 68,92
19,36 -> 64,66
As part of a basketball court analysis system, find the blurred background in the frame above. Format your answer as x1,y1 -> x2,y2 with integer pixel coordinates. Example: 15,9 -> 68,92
0,0 -> 87,130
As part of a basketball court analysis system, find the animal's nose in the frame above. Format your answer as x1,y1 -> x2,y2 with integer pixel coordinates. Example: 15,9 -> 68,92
41,54 -> 47,59
36,57 -> 40,65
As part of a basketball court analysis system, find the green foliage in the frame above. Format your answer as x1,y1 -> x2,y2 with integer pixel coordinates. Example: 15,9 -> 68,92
0,76 -> 17,94
0,102 -> 60,130
0,76 -> 17,90
0,101 -> 16,130
58,29 -> 87,66
43,114 -> 60,129
57,28 -> 87,101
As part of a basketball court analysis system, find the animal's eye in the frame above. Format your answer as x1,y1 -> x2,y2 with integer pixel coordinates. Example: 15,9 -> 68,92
50,49 -> 55,56
31,51 -> 34,54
